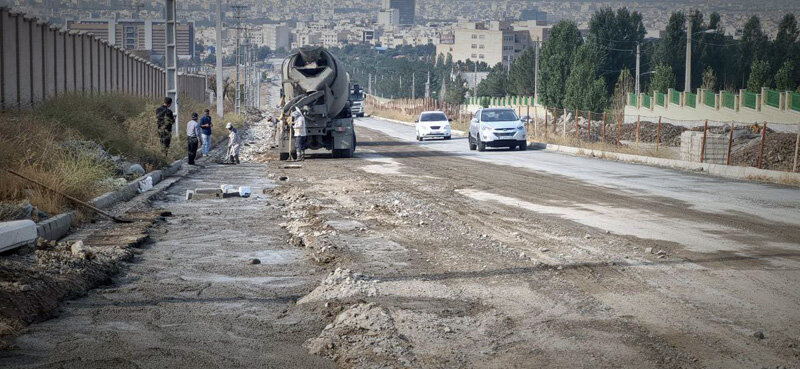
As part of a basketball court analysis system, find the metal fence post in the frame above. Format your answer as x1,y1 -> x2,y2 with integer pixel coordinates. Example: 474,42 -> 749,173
727,122 -> 734,165
700,119 -> 708,163
758,122 -> 767,169
656,116 -> 662,151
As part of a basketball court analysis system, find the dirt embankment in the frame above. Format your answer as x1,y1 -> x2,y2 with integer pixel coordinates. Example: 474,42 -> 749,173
0,211 -> 165,348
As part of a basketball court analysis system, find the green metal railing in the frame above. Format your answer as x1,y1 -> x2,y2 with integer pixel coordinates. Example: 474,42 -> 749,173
628,93 -> 638,106
703,89 -> 716,108
742,91 -> 757,109
721,91 -> 735,110
764,89 -> 780,108
655,92 -> 665,107
641,94 -> 651,109
670,90 -> 680,105
686,92 -> 697,108
792,92 -> 800,112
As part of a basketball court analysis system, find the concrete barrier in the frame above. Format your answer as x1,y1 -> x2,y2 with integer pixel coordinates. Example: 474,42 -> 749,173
36,211 -> 76,241
0,220 -> 38,252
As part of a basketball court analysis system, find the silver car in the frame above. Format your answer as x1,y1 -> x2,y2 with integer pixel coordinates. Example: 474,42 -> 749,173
468,108 -> 527,151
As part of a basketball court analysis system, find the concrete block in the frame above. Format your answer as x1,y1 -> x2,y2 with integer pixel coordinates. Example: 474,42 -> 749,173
36,211 -> 75,241
1,220 -> 38,252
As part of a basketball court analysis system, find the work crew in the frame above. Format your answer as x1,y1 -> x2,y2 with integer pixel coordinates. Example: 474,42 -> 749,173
226,122 -> 241,164
199,109 -> 213,155
186,112 -> 202,166
155,97 -> 175,157
292,108 -> 308,161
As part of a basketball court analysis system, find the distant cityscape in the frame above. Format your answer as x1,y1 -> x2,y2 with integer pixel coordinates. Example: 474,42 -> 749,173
2,0 -> 797,66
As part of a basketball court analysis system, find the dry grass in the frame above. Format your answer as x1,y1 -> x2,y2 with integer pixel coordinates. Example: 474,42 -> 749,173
0,93 -> 245,219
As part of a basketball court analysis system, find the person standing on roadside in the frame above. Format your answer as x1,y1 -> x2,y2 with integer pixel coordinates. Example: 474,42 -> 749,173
186,112 -> 202,166
199,109 -> 213,155
226,122 -> 241,164
292,108 -> 307,161
155,97 -> 175,157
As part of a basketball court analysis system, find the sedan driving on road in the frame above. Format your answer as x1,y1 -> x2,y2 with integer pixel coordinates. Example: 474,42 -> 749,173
415,111 -> 452,141
469,108 -> 527,151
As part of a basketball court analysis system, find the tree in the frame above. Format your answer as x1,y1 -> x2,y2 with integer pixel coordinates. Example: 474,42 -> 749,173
650,64 -> 676,93
444,73 -> 468,105
508,47 -> 537,95
701,67 -> 716,91
740,16 -> 769,86
539,21 -> 583,109
747,59 -> 771,92
564,44 -> 608,112
588,7 -> 646,95
653,12 -> 686,91
771,14 -> 800,85
612,69 -> 634,116
775,60 -> 796,91
476,63 -> 508,97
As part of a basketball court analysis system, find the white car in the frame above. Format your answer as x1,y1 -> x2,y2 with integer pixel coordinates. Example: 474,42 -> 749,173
469,108 -> 527,151
415,111 -> 452,141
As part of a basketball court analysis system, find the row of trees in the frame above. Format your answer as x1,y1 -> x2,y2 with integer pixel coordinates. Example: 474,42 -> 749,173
333,44 -> 469,105
475,10 -> 800,112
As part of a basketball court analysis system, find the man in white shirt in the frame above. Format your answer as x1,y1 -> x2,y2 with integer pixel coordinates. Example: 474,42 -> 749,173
292,108 -> 308,161
186,112 -> 202,165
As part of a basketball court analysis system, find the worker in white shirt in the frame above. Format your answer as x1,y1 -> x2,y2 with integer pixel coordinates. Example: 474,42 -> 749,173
292,108 -> 308,161
226,122 -> 241,164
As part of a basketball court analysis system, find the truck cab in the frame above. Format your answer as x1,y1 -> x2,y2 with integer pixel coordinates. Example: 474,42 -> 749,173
349,84 -> 365,117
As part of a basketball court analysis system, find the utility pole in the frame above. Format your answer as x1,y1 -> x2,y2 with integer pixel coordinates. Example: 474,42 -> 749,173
685,21 -> 692,92
635,42 -> 641,95
425,71 -> 431,99
165,0 -> 179,135
231,4 -> 247,114
473,62 -> 477,97
411,73 -> 415,100
215,0 -> 223,117
534,39 -> 540,101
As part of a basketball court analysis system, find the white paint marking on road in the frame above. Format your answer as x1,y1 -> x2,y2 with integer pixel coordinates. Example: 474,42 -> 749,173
456,188 -> 793,254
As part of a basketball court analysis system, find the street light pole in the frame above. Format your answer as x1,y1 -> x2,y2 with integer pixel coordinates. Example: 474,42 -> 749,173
635,42 -> 641,95
215,0 -> 224,118
685,21 -> 692,92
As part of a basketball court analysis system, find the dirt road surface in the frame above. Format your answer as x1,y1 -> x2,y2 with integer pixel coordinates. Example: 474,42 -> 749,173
2,114 -> 799,368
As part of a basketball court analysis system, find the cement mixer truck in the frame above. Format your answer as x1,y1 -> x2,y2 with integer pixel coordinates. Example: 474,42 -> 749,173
278,47 -> 356,159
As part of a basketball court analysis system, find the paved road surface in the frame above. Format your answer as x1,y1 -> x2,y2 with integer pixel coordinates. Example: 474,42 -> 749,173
356,117 -> 800,254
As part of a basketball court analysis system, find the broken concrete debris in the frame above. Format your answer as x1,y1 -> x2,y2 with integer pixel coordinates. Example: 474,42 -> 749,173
187,185 -> 251,200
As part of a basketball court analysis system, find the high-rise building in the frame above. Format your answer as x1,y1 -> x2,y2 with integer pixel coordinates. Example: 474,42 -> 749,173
381,0 -> 415,25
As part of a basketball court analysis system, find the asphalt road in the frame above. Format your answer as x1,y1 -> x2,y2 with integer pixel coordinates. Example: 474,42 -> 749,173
356,116 -> 800,255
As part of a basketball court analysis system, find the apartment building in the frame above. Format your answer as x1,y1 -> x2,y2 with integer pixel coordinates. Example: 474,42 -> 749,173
67,19 -> 195,59
435,21 -> 532,68
250,24 -> 290,51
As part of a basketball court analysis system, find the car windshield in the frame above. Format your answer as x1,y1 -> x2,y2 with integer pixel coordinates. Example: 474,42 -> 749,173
481,109 -> 518,122
420,113 -> 448,122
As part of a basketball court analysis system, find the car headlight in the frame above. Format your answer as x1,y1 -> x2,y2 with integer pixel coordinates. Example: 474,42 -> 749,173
517,126 -> 525,130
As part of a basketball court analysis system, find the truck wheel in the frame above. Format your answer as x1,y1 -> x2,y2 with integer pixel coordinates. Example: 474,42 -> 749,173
519,141 -> 528,151
279,152 -> 290,161
477,137 -> 486,152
